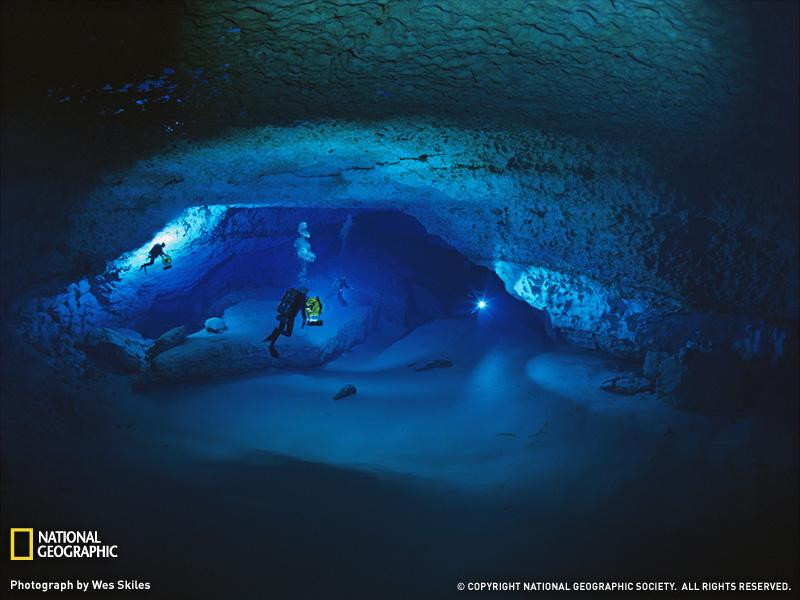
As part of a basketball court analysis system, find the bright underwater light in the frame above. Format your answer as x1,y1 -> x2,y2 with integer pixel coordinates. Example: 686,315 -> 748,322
470,293 -> 489,314
111,205 -> 228,275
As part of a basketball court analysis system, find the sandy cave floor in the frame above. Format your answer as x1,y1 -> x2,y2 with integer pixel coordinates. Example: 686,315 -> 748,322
3,317 -> 797,598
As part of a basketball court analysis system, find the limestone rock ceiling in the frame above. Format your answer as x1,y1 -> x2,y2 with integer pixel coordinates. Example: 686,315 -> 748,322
7,1 -> 762,148
52,119 -> 794,359
174,0 -> 755,145
1,1 -> 796,367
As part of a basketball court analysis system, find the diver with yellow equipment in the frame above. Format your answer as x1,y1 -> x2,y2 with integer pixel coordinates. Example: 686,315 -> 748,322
139,242 -> 172,273
263,288 -> 324,358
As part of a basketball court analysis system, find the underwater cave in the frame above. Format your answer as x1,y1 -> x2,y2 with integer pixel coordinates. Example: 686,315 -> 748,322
77,206 -> 548,378
1,1 -> 797,598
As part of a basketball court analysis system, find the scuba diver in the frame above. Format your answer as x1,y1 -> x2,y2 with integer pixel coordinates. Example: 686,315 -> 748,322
264,287 -> 307,358
263,287 -> 324,358
331,275 -> 350,307
139,243 -> 171,272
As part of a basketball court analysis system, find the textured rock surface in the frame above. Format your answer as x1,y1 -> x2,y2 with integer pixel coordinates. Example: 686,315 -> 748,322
22,0 -> 762,149
56,121 -> 796,361
146,326 -> 188,360
15,279 -> 106,373
215,1 -> 756,144
82,328 -> 150,373
600,374 -> 652,396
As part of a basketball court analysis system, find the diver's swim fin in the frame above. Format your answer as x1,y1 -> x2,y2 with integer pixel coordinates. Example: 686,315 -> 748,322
269,346 -> 279,358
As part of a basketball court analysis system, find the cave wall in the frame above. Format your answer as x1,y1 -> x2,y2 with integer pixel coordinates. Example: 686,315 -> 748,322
46,119 -> 793,363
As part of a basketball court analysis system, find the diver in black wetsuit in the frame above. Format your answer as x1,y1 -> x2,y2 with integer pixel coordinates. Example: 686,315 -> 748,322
139,243 -> 167,272
263,287 -> 308,358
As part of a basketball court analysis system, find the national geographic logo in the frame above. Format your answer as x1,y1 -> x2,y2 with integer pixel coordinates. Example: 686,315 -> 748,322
10,529 -> 118,560
9,529 -> 33,561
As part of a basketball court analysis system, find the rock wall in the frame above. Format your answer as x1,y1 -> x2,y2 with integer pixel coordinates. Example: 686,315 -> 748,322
54,120 -> 796,363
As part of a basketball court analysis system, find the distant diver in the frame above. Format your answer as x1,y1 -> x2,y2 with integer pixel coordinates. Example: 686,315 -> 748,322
139,242 -> 171,272
332,276 -> 350,307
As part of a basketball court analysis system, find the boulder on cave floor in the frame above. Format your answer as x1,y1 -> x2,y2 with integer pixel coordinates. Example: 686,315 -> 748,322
599,373 -> 652,396
83,327 -> 151,373
333,384 -> 357,400
204,317 -> 227,333
147,326 -> 187,360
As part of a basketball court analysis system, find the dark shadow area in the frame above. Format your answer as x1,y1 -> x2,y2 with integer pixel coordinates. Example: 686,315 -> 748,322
2,441 -> 796,599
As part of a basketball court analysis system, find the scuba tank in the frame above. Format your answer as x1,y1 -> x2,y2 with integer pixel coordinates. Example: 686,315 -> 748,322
276,288 -> 300,318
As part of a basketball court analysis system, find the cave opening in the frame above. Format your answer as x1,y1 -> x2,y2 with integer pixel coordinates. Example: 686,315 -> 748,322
83,207 -> 550,379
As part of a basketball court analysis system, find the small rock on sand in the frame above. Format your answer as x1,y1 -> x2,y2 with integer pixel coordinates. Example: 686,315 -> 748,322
333,384 -> 357,400
204,317 -> 227,333
600,374 -> 652,395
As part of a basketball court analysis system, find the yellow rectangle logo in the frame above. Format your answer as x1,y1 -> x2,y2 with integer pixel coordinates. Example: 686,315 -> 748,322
10,528 -> 34,560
